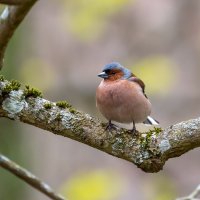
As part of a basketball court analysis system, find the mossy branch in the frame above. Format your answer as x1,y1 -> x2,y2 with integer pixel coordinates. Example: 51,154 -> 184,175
0,79 -> 200,172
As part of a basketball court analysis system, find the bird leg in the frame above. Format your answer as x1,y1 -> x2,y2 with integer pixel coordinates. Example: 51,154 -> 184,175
131,121 -> 137,134
105,120 -> 116,131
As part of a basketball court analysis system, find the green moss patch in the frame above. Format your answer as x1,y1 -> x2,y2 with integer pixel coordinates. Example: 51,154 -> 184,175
43,102 -> 53,109
24,85 -> 42,98
2,80 -> 21,95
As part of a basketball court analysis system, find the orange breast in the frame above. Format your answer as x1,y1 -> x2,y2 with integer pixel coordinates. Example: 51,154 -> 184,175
96,79 -> 151,123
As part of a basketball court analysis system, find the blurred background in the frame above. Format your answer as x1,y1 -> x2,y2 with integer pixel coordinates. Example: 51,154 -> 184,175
1,0 -> 200,199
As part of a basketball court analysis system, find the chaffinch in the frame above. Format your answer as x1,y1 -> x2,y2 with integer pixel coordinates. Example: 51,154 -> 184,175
96,62 -> 158,133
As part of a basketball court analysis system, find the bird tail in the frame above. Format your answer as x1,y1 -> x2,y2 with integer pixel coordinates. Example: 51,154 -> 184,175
143,116 -> 159,125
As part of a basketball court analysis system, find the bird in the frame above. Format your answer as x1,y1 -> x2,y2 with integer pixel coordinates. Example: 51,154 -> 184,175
96,62 -> 159,134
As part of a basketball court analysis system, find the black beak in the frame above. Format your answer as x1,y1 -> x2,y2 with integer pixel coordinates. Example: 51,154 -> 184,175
97,71 -> 109,79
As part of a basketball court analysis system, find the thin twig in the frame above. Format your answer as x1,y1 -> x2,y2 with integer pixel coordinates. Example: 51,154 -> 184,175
0,0 -> 37,69
0,154 -> 65,200
177,185 -> 200,200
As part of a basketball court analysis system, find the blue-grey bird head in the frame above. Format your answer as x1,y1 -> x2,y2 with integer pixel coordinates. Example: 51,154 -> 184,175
98,62 -> 132,79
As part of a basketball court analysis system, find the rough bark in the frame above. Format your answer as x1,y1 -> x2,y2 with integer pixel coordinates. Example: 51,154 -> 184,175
0,79 -> 200,173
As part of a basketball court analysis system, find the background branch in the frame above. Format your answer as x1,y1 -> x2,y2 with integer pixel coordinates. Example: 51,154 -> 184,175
0,0 -> 30,5
0,79 -> 200,173
0,0 -> 37,69
0,154 -> 65,200
177,185 -> 200,200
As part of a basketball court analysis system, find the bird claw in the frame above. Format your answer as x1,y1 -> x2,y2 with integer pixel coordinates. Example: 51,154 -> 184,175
129,127 -> 139,136
105,121 -> 117,131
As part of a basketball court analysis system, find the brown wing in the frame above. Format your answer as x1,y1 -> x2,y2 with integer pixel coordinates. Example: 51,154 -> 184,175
128,74 -> 148,98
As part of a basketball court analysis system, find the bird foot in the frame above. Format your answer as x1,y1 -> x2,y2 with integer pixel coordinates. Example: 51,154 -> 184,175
129,121 -> 139,135
105,122 -> 117,131
129,128 -> 139,136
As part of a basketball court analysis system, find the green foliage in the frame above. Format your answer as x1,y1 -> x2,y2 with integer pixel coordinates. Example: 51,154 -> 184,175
43,102 -> 53,109
24,85 -> 42,98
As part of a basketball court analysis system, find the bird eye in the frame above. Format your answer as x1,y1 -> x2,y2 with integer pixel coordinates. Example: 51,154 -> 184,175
104,69 -> 116,75
104,69 -> 110,73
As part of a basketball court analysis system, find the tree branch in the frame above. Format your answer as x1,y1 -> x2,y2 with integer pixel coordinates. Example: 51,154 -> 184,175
0,154 -> 65,200
176,185 -> 200,200
0,0 -> 31,5
0,79 -> 200,172
0,0 -> 37,70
